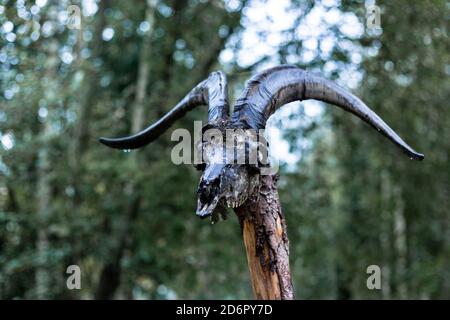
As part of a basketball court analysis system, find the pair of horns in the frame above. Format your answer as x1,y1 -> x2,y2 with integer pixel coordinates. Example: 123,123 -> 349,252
99,65 -> 424,160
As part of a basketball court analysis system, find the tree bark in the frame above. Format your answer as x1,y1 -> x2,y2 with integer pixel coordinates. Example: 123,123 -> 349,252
235,174 -> 294,300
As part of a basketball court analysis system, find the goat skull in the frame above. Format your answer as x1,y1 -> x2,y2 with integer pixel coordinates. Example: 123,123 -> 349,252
99,65 -> 424,219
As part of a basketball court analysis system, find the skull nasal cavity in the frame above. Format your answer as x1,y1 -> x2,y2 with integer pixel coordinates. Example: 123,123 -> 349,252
201,176 -> 220,189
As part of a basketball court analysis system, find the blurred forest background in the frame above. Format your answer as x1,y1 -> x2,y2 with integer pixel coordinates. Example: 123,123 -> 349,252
0,0 -> 449,299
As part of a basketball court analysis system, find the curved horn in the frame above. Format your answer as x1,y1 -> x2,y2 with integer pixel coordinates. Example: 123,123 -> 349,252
99,71 -> 229,149
232,65 -> 424,160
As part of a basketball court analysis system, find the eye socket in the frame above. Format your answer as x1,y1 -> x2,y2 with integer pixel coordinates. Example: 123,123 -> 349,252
248,163 -> 260,174
200,141 -> 226,166
201,123 -> 216,134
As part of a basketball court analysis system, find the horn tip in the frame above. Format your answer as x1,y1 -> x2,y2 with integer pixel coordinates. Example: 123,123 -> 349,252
99,137 -> 109,145
99,137 -> 121,149
410,151 -> 425,161
416,153 -> 425,161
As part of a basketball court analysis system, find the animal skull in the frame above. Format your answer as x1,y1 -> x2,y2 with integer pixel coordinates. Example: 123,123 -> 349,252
194,126 -> 263,218
99,65 -> 424,220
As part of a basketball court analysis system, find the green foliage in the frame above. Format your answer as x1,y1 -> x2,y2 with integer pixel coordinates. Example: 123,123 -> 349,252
0,0 -> 448,299
280,0 -> 449,299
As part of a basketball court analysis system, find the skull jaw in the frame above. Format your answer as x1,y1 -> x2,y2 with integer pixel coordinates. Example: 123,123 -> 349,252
196,195 -> 221,218
195,173 -> 260,219
195,194 -> 250,219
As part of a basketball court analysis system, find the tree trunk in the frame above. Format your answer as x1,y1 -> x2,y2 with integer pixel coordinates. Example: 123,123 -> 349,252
70,0 -> 108,163
35,133 -> 51,299
235,174 -> 294,300
35,40 -> 59,299
393,185 -> 407,299
95,194 -> 141,299
380,170 -> 392,299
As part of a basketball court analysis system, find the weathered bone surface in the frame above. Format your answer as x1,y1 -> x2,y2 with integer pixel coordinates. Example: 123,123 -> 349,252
195,126 -> 261,218
99,65 -> 424,218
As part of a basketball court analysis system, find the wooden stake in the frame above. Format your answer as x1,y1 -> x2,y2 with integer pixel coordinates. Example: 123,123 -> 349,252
236,174 -> 294,300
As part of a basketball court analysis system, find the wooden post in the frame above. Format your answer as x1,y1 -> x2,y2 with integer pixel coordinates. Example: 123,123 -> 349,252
235,174 -> 294,300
